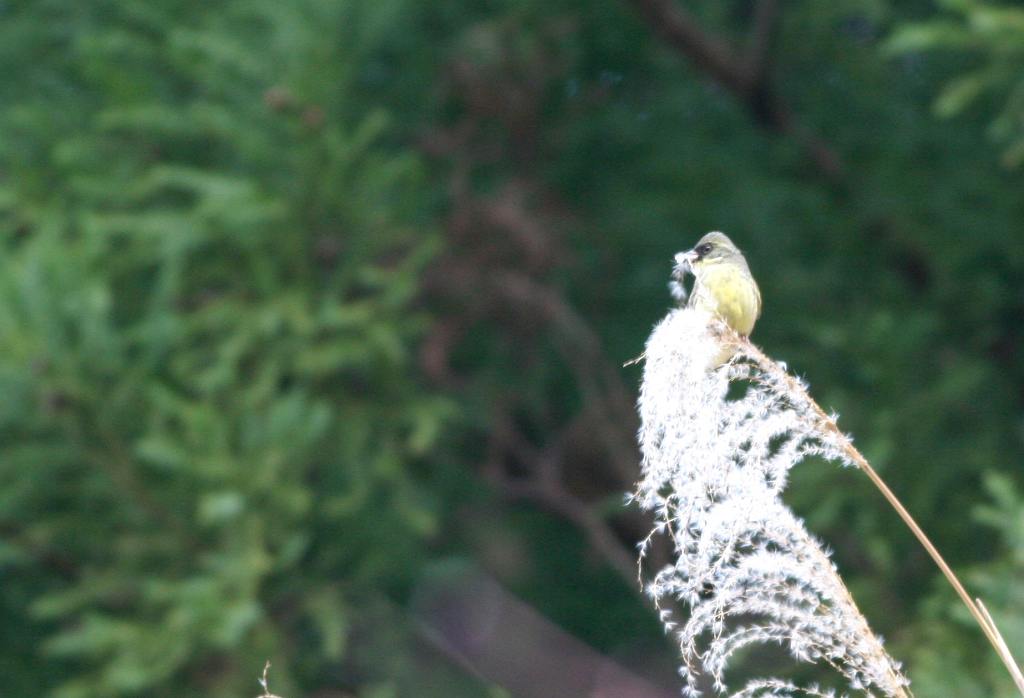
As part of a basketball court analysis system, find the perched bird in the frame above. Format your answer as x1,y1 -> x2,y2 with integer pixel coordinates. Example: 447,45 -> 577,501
674,231 -> 761,337
625,232 -> 760,368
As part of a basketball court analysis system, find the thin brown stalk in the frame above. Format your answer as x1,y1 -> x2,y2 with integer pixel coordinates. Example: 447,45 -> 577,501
730,330 -> 1024,695
977,599 -> 1024,694
257,661 -> 284,698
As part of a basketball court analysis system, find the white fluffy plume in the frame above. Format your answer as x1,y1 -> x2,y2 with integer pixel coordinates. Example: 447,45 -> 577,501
634,308 -> 909,697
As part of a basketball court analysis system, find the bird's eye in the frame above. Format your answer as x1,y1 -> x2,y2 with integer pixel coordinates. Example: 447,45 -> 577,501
696,243 -> 713,257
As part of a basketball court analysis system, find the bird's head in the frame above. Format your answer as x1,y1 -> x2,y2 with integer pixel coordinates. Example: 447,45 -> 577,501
673,232 -> 746,281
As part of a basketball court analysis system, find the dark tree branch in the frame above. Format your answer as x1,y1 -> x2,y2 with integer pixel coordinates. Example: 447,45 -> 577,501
626,0 -> 844,181
744,0 -> 779,83
483,412 -> 640,587
628,0 -> 750,92
421,25 -> 673,600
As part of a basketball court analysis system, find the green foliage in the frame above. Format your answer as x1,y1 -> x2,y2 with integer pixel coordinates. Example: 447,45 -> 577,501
887,0 -> 1024,166
438,0 -> 1024,692
908,473 -> 1024,697
2,0 -> 1024,696
0,1 -> 466,695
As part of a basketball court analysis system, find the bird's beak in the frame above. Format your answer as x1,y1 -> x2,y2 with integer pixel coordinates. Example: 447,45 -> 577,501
673,249 -> 698,279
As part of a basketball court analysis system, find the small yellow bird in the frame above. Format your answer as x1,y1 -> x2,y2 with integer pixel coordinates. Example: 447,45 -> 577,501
675,231 -> 761,337
625,232 -> 760,368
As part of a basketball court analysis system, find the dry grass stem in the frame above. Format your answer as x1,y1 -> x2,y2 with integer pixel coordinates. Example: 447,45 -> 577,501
257,661 -> 284,698
635,308 -> 909,696
723,327 -> 1024,696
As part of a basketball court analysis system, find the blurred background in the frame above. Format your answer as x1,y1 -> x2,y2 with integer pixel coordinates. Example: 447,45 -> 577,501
1,0 -> 1023,696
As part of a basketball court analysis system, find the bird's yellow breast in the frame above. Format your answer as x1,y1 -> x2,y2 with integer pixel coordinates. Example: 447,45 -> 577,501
691,263 -> 761,336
